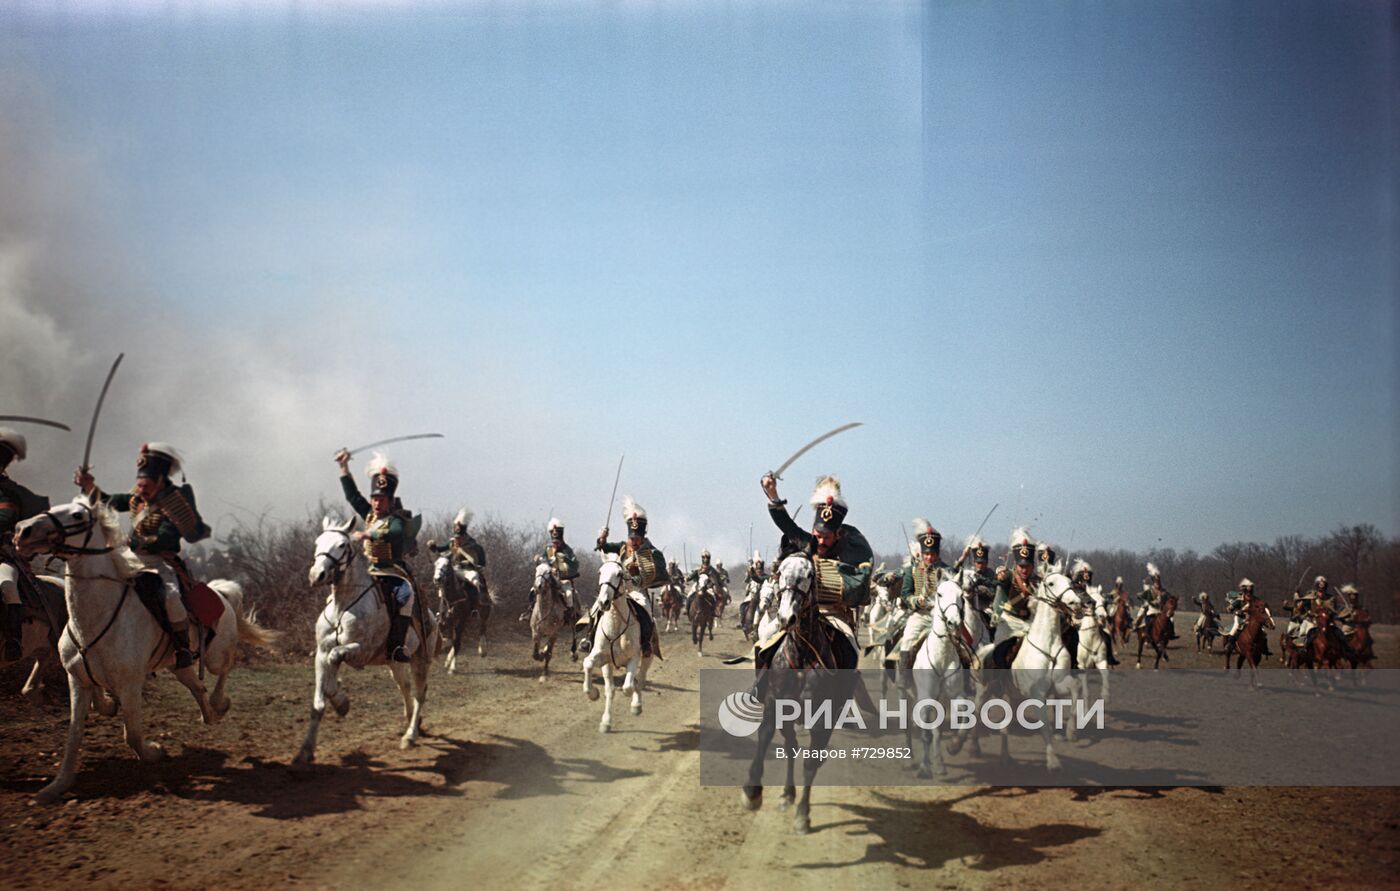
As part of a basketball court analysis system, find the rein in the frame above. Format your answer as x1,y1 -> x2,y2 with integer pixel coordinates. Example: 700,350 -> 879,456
318,531 -> 377,642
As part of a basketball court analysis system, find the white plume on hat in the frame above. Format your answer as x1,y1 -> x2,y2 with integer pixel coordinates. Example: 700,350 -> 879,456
622,496 -> 646,520
454,508 -> 473,528
753,550 -> 762,563
548,517 -> 564,532
1314,575 -> 1327,585
365,451 -> 397,479
1071,558 -> 1092,576
809,475 -> 845,509
1340,584 -> 1357,594
0,428 -> 27,461
1239,578 -> 1254,588
1146,562 -> 1160,577
1010,527 -> 1032,548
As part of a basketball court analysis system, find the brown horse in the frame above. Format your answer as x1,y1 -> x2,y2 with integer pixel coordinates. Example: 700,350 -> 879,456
1305,607 -> 1355,691
1195,601 -> 1220,653
1111,595 -> 1131,644
660,583 -> 683,633
1229,597 -> 1274,688
1347,608 -> 1375,676
1135,593 -> 1177,669
688,584 -> 716,655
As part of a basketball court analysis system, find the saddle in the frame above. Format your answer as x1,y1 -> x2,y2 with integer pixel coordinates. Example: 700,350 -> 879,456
988,635 -> 1023,669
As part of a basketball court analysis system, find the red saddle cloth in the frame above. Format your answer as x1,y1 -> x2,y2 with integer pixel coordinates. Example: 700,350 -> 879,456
181,581 -> 226,626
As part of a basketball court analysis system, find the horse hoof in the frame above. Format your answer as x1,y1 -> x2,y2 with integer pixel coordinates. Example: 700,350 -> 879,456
599,723 -> 610,734
34,785 -> 65,806
586,687 -> 600,702
400,737 -> 416,750
740,788 -> 762,811
793,815 -> 811,834
143,743 -> 168,763
1135,663 -> 1142,669
630,704 -> 641,716
916,767 -> 932,779
332,697 -> 350,718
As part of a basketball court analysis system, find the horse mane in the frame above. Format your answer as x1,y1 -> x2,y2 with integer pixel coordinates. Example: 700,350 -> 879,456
92,501 -> 146,579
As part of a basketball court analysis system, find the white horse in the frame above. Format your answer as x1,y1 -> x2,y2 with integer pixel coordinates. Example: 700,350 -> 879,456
292,517 -> 439,770
909,580 -> 977,777
529,561 -> 567,681
433,555 -> 489,672
14,494 -> 278,805
752,575 -> 783,644
581,557 -> 653,733
972,573 -> 1082,771
1075,584 -> 1111,703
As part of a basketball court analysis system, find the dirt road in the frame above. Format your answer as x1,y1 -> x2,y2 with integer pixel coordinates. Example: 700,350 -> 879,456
1,613 -> 1397,890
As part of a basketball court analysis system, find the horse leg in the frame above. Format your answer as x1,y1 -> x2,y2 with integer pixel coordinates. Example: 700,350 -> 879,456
35,674 -> 95,805
1135,635 -> 1144,669
477,611 -> 487,658
741,697 -> 779,812
598,657 -> 615,733
172,664 -> 219,725
794,724 -> 837,833
779,721 -> 799,809
582,646 -> 600,702
115,678 -> 166,765
1041,700 -> 1061,771
209,671 -> 232,718
622,653 -> 642,716
293,653 -> 334,768
389,660 -> 421,748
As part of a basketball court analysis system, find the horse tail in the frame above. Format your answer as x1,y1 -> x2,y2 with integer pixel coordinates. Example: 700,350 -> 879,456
237,608 -> 285,651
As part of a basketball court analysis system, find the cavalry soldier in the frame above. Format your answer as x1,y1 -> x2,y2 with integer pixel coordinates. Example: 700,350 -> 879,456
1300,575 -> 1347,651
1336,583 -> 1362,627
897,518 -> 952,675
1,429 -> 50,661
430,507 -> 491,596
1037,541 -> 1062,578
685,550 -> 723,614
952,535 -> 997,633
990,528 -> 1039,642
1133,563 -> 1176,640
1222,579 -> 1270,657
739,551 -> 764,632
75,443 -> 211,669
754,474 -> 872,678
545,517 -> 581,613
1108,576 -> 1128,615
593,496 -> 662,655
1070,558 -> 1119,665
335,450 -> 420,663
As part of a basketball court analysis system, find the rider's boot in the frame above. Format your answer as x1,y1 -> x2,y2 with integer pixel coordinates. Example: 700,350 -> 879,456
2,604 -> 24,662
387,615 -> 412,663
170,620 -> 194,670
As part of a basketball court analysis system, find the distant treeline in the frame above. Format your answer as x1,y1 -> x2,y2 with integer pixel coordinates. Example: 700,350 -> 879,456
187,512 -> 1396,658
871,523 -> 1396,621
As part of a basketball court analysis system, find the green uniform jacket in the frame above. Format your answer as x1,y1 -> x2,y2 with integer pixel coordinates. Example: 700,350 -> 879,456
545,541 -> 579,580
102,485 -> 184,556
766,501 -> 873,608
0,474 -> 48,540
430,534 -> 487,568
900,561 -> 950,610
991,572 -> 1039,619
341,474 -> 406,571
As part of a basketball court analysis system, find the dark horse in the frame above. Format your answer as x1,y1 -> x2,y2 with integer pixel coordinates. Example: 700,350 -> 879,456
1347,608 -> 1375,679
433,557 -> 492,673
740,556 -> 860,834
1135,593 -> 1177,669
1228,597 -> 1274,688
660,582 -> 683,633
688,582 -> 716,655
1303,606 -> 1356,692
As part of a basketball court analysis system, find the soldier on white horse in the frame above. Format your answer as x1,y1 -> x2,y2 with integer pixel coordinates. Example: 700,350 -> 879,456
589,496 -> 661,658
522,517 -> 581,620
75,442 -> 213,669
336,450 -> 422,662
951,535 -> 996,639
895,518 -> 954,684
1069,558 -> 1118,666
738,551 -> 764,634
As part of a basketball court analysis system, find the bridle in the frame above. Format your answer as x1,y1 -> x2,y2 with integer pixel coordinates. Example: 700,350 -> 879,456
34,505 -> 114,558
315,530 -> 374,639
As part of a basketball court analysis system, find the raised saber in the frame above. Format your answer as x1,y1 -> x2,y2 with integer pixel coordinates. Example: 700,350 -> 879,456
603,454 -> 625,533
341,432 -> 444,458
0,416 -> 71,431
81,353 -> 124,473
768,422 -> 863,481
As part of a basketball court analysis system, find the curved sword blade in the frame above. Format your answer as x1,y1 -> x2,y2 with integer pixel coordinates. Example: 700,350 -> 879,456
772,422 -> 863,480
0,415 -> 71,432
344,432 -> 445,458
82,353 -> 124,472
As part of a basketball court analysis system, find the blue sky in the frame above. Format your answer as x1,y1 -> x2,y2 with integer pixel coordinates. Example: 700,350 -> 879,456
0,0 -> 1393,563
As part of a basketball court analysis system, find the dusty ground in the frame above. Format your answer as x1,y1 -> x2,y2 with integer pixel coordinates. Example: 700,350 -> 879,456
1,609 -> 1397,891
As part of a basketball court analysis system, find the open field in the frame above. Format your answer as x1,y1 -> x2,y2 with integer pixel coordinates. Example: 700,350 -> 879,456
1,610 -> 1397,890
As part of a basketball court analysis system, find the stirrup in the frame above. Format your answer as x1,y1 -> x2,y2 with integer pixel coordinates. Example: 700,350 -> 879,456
173,647 -> 194,670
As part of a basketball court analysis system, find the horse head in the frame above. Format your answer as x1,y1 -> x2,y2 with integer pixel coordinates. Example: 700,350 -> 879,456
775,554 -> 815,628
532,561 -> 556,598
1040,573 -> 1082,618
934,579 -> 964,630
308,516 -> 356,587
596,556 -> 625,610
433,555 -> 453,588
13,492 -> 126,565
